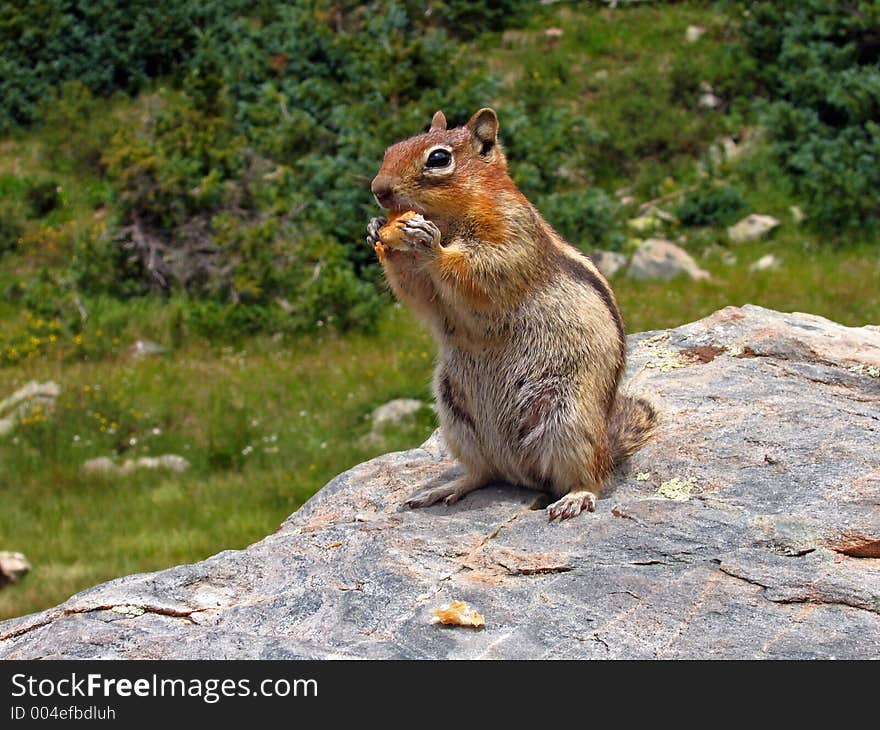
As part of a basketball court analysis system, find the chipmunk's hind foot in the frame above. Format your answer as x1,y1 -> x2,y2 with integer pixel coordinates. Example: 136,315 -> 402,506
406,474 -> 487,509
547,490 -> 597,521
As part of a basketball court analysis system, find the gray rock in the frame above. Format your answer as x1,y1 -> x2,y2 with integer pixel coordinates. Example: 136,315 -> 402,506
371,399 -> 426,430
125,455 -> 190,474
698,93 -> 722,110
130,340 -> 167,358
627,239 -> 711,281
728,214 -> 780,243
2,305 -> 879,659
0,381 -> 60,437
589,250 -> 628,279
651,207 -> 678,224
709,136 -> 741,166
627,216 -> 660,234
81,456 -> 118,475
749,254 -> 780,272
0,552 -> 30,589
685,25 -> 705,43
82,454 -> 190,475
698,82 -> 722,109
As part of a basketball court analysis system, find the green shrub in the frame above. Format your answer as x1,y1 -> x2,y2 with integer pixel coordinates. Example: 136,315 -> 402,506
536,189 -> 627,251
734,0 -> 880,233
498,70 -> 624,249
0,309 -> 63,367
4,0 -> 640,340
37,82 -> 119,175
595,65 -> 725,177
6,268 -> 84,339
71,2 -> 535,336
675,183 -> 747,227
189,301 -> 291,342
0,0 -> 199,131
286,235 -> 385,333
0,203 -> 25,255
25,181 -> 61,218
433,0 -> 537,39
70,225 -> 147,299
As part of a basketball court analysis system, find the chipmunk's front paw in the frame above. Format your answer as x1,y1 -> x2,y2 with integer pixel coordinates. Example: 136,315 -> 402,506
397,215 -> 440,252
366,217 -> 387,248
547,491 -> 596,521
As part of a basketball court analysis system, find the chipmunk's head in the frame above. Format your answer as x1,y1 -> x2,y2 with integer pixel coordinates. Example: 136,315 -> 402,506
371,108 -> 513,219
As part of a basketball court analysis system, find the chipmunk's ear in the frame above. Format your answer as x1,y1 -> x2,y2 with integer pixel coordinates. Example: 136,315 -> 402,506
429,110 -> 447,132
466,107 -> 499,158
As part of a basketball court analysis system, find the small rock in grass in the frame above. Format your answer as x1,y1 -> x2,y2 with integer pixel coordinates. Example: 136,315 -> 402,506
82,456 -> 118,474
698,82 -> 723,109
0,381 -> 60,436
686,25 -> 705,43
627,239 -> 711,281
749,254 -> 780,272
727,214 -> 780,243
371,399 -> 425,430
83,454 -> 190,475
589,250 -> 628,279
0,551 -> 31,588
130,340 -> 167,358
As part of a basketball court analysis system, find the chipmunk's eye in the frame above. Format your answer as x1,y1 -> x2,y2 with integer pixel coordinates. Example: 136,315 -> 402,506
425,148 -> 452,168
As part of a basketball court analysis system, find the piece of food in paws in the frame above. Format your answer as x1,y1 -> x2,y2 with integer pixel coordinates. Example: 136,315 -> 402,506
373,239 -> 387,264
379,210 -> 422,250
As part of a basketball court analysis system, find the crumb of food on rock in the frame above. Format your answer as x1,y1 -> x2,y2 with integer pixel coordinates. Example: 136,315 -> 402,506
431,600 -> 485,628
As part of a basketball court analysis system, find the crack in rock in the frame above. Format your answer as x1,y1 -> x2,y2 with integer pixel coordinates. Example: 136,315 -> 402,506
65,604 -> 198,624
718,565 -> 880,617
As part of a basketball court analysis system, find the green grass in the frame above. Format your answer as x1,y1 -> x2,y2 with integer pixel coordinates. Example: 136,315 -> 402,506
616,238 -> 880,332
0,305 -> 437,619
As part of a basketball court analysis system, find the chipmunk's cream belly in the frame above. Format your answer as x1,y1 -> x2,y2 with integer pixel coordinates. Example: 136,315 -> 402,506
434,339 -> 583,493
434,347 -> 523,484
432,286 -> 621,494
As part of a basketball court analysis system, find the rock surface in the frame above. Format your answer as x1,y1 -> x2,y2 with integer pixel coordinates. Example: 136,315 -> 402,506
708,135 -> 741,166
370,399 -> 426,430
728,214 -> 780,243
0,381 -> 59,436
0,552 -> 30,589
685,25 -> 705,43
698,82 -> 723,110
627,238 -> 711,281
129,340 -> 167,358
749,254 -> 780,272
589,250 -> 628,279
1,305 -> 878,659
82,454 -> 191,475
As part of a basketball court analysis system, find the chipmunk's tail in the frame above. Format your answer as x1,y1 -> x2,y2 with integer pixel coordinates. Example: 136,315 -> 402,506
609,393 -> 658,466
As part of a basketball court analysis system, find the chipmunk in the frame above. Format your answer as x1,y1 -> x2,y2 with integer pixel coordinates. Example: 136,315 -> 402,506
366,108 -> 656,520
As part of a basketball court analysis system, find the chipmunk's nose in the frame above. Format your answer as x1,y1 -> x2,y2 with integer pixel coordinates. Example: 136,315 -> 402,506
371,174 -> 395,209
